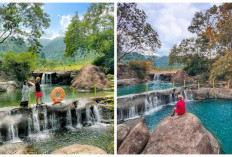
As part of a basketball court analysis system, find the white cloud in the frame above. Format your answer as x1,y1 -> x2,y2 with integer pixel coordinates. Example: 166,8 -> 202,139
137,3 -> 201,56
60,15 -> 71,31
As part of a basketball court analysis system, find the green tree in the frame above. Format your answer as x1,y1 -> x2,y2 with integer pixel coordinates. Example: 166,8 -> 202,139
2,52 -> 36,81
169,3 -> 232,81
117,3 -> 161,61
64,3 -> 114,73
0,3 -> 50,50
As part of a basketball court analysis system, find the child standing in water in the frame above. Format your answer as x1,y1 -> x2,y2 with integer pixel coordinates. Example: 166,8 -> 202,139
34,77 -> 44,105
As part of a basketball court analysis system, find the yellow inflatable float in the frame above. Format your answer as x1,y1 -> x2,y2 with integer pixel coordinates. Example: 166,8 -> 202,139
51,87 -> 65,103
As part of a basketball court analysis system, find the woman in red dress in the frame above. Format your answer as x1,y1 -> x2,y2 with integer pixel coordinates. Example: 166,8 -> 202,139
171,94 -> 185,116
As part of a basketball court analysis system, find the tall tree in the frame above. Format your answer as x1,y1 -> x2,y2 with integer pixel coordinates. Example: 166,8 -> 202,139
117,3 -> 161,61
64,3 -> 114,57
169,3 -> 232,81
64,3 -> 114,73
0,3 -> 50,51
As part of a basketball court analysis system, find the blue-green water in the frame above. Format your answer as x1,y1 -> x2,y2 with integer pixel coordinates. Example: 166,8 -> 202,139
145,99 -> 232,154
0,85 -> 110,108
117,81 -> 193,96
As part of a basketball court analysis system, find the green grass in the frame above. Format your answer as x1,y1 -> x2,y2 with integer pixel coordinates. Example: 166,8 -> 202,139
36,64 -> 85,71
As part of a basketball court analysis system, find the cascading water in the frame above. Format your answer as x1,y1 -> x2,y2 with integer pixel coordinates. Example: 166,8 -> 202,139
153,74 -> 161,81
145,94 -> 153,112
66,110 -> 73,127
41,72 -> 54,85
93,105 -> 102,123
43,106 -> 48,130
0,131 -> 2,142
49,112 -> 59,130
7,124 -> 19,141
153,96 -> 158,108
32,108 -> 41,133
75,109 -> 82,128
85,107 -> 94,125
28,117 -> 32,136
169,94 -> 173,104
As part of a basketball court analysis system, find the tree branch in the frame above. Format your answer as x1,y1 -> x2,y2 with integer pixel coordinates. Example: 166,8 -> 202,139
0,27 -> 13,44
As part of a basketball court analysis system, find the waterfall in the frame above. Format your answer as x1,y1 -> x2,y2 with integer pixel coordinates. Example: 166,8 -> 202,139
145,94 -> 153,112
43,106 -> 48,130
41,72 -> 53,85
49,112 -> 59,130
153,96 -> 158,108
32,108 -> 40,133
66,110 -> 73,127
75,109 -> 82,128
0,131 -> 2,142
41,73 -> 45,85
28,117 -> 32,136
7,124 -> 19,141
85,107 -> 94,124
153,74 -> 161,81
169,94 -> 173,104
93,105 -> 102,123
118,109 -> 123,121
129,105 -> 136,118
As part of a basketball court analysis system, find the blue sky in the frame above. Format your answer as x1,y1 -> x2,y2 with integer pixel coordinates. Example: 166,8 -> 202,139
137,3 -> 220,56
42,3 -> 91,39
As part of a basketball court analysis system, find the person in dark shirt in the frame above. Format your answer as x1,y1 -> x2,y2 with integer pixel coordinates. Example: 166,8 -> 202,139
171,94 -> 185,117
34,77 -> 43,105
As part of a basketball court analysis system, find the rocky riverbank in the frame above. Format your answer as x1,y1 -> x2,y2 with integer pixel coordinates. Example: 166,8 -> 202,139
117,113 -> 221,154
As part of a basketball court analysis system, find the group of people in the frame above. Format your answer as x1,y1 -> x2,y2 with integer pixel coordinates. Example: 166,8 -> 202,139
21,77 -> 43,107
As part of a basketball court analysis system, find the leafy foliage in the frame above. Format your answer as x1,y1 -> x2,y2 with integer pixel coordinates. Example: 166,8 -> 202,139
0,3 -> 50,50
128,60 -> 152,79
2,52 -> 36,81
209,49 -> 232,82
169,3 -> 232,81
64,3 -> 114,73
117,3 -> 161,60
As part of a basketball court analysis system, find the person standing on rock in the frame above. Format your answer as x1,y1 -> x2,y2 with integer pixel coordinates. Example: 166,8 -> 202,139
20,80 -> 33,107
171,94 -> 185,117
34,77 -> 44,106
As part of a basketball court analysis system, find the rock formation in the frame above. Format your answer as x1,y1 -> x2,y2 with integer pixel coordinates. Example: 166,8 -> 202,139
171,70 -> 194,83
118,122 -> 150,154
0,81 -> 19,92
117,124 -> 130,149
71,65 -> 110,91
117,64 -> 146,86
142,113 -> 220,154
51,144 -> 107,154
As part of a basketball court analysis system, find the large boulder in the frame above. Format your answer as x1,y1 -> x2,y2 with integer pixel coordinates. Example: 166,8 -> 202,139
51,144 -> 107,154
0,81 -> 19,92
171,70 -> 194,83
118,122 -> 150,154
0,142 -> 31,154
142,113 -> 220,154
122,117 -> 145,130
117,124 -> 130,149
71,65 -> 110,91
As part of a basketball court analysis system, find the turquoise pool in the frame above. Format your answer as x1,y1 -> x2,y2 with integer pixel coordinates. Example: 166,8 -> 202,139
145,99 -> 232,154
117,81 -> 192,96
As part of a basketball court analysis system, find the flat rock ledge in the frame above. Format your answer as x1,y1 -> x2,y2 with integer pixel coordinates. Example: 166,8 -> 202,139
51,144 -> 107,154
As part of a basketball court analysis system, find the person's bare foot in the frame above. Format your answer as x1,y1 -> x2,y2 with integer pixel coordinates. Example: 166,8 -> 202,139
170,114 -> 174,117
